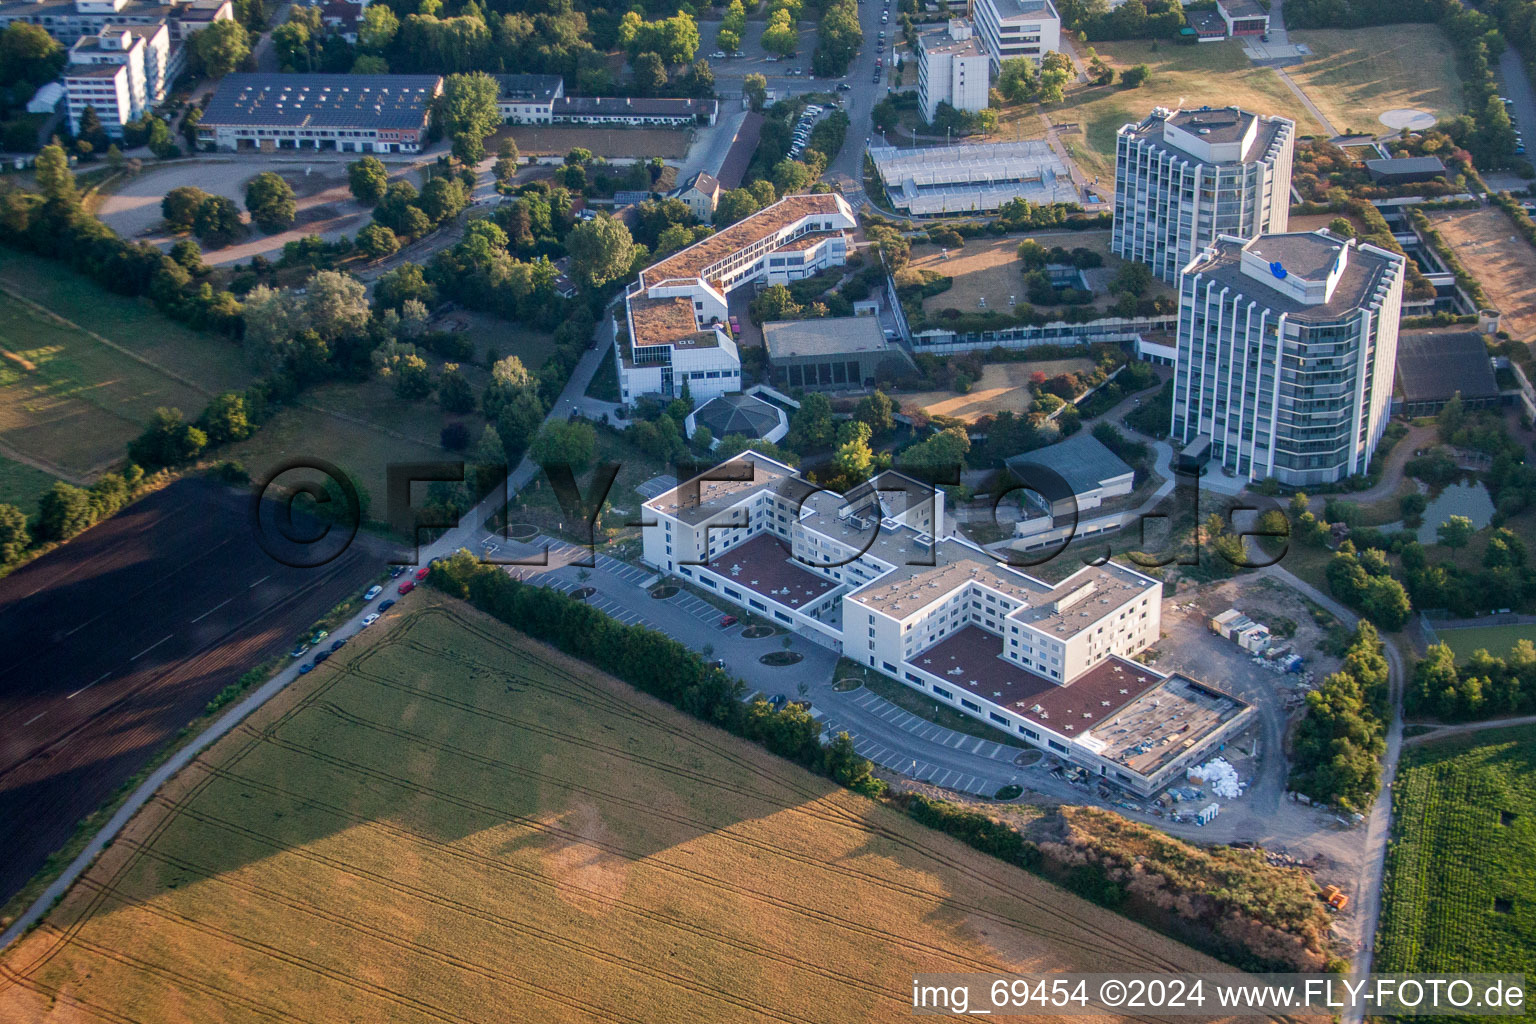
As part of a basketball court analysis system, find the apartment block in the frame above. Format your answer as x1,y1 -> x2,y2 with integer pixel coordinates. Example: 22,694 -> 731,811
969,0 -> 1060,69
641,454 -> 1252,796
618,193 -> 856,405
916,19 -> 990,122
64,24 -> 173,135
1173,230 -> 1405,485
0,0 -> 231,44
1113,105 -> 1294,282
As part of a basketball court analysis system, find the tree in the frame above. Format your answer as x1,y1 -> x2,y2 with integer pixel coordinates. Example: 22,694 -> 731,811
33,144 -> 75,203
1437,514 -> 1475,555
854,390 -> 896,437
1111,260 -> 1153,297
833,420 -> 874,481
0,502 -> 28,564
303,270 -> 370,340
713,187 -> 759,226
761,9 -> 797,55
0,24 -> 65,90
194,19 -> 249,77
743,72 -> 768,111
786,392 -> 835,451
632,51 -> 668,95
683,58 -> 715,98
245,171 -> 296,232
439,71 -> 501,165
357,222 -> 400,258
169,239 -> 204,274
197,391 -> 253,444
493,137 -> 519,190
193,195 -> 244,244
348,156 -> 389,205
37,482 -> 96,541
1120,63 -> 1150,88
530,419 -> 597,471
358,3 -> 399,50
418,175 -> 469,223
375,261 -> 436,310
162,185 -> 211,230
438,362 -> 475,413
566,214 -> 637,289
128,407 -> 207,469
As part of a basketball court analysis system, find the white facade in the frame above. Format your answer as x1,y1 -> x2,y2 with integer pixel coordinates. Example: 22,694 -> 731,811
970,0 -> 1060,69
916,19 -> 990,122
1113,105 -> 1294,283
1173,230 -> 1406,485
64,26 -> 153,135
0,0 -> 231,44
618,193 -> 857,405
641,455 -> 1252,795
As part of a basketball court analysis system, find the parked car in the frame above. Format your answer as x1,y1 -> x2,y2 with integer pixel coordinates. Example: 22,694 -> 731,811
364,585 -> 382,601
711,50 -> 727,59
299,663 -> 313,674
398,580 -> 416,595
310,628 -> 329,645
361,613 -> 380,627
330,637 -> 348,651
313,651 -> 330,664
389,565 -> 406,578
837,82 -> 852,91
379,599 -> 395,612
720,614 -> 739,626
732,50 -> 745,58
414,567 -> 430,581
289,643 -> 309,659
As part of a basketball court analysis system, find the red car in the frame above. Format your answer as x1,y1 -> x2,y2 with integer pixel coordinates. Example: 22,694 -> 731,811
414,567 -> 430,581
720,614 -> 738,627
398,580 -> 416,595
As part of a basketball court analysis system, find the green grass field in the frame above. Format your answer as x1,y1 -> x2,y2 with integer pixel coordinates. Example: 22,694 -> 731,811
1288,24 -> 1463,135
0,599 -> 1227,1022
1376,724 -> 1536,1000
1436,624 -> 1536,663
0,453 -> 58,510
0,251 -> 252,481
1002,40 -> 1329,183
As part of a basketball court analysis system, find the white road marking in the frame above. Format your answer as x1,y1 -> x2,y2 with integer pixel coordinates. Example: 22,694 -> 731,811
22,712 -> 46,727
129,634 -> 173,661
190,597 -> 232,624
67,672 -> 111,700
248,574 -> 271,589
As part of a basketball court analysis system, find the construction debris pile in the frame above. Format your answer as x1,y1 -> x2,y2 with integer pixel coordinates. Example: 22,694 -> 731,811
1187,757 -> 1245,799
1209,608 -> 1310,677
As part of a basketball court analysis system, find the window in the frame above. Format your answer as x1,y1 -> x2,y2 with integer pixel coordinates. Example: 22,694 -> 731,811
932,685 -> 953,699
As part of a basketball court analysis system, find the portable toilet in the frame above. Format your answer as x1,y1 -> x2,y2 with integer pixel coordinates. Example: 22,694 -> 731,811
1196,802 -> 1220,825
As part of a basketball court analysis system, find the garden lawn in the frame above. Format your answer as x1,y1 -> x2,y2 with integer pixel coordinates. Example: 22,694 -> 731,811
1287,25 -> 1463,136
1436,623 -> 1536,663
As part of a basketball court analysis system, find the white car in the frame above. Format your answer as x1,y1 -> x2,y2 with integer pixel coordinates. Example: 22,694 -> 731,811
361,612 -> 380,627
711,50 -> 727,59
364,585 -> 382,601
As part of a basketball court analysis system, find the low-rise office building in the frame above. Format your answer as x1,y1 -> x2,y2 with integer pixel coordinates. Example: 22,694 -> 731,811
970,0 -> 1061,69
196,72 -> 443,153
869,139 -> 1078,215
763,315 -> 913,390
1395,330 -> 1500,416
642,453 -> 1251,795
1215,0 -> 1268,34
916,19 -> 990,122
1004,431 -> 1135,518
618,193 -> 857,405
1173,229 -> 1406,485
1113,105 -> 1294,282
554,95 -> 717,127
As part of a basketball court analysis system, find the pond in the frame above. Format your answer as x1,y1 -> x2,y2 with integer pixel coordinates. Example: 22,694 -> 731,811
1417,481 -> 1495,544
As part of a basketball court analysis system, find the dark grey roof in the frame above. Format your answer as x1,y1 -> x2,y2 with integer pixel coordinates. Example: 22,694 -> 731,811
1168,106 -> 1254,144
200,73 -> 442,131
764,316 -> 889,359
682,171 -> 720,195
1364,156 -> 1446,178
1122,106 -> 1289,166
1005,432 -> 1134,501
1396,331 -> 1498,404
1185,10 -> 1226,32
555,96 -> 712,117
1216,0 -> 1267,18
695,394 -> 782,439
494,74 -> 562,101
987,0 -> 1058,19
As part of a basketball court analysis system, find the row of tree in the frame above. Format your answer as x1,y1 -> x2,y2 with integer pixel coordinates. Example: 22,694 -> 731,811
1411,639 -> 1536,721
1288,620 -> 1389,811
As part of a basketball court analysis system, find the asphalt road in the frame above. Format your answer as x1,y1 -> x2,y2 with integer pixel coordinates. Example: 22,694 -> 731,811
0,478 -> 379,907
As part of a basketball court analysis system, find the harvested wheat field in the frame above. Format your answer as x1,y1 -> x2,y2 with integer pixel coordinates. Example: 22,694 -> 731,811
0,597 -> 1246,1024
901,358 -> 1095,423
1427,206 -> 1536,342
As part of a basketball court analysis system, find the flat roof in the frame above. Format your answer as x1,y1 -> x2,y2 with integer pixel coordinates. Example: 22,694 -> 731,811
1005,432 -> 1134,500
1246,231 -> 1347,282
1396,331 -> 1499,404
763,316 -> 889,359
645,452 -> 811,526
1187,232 -> 1400,320
200,73 -> 442,131
986,0 -> 1058,20
639,193 -> 847,288
917,627 -> 1161,737
919,24 -> 987,56
1121,106 -> 1289,166
556,96 -> 713,117
1092,672 -> 1249,777
706,532 -> 839,610
1168,106 -> 1253,144
1216,0 -> 1267,18
494,73 -> 562,100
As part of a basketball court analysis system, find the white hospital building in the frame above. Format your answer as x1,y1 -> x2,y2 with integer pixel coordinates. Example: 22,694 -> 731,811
618,193 -> 857,405
1113,106 -> 1294,283
641,454 -> 1252,795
